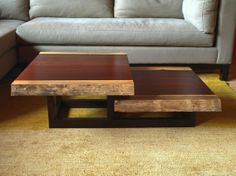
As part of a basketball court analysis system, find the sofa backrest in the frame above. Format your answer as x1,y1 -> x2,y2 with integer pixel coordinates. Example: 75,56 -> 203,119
29,0 -> 114,19
114,0 -> 184,18
0,0 -> 29,21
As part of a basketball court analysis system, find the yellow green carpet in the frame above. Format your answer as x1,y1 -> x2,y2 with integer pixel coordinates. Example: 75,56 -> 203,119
0,73 -> 236,175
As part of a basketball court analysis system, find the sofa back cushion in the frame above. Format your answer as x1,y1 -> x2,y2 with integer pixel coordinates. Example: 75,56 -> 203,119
114,0 -> 184,18
183,0 -> 219,34
30,0 -> 113,19
0,0 -> 29,21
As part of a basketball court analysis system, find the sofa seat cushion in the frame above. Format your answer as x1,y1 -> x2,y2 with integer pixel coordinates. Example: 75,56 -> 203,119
0,20 -> 24,56
16,18 -> 214,47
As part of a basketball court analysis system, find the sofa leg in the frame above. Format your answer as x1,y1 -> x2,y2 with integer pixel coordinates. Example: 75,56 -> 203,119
220,64 -> 230,81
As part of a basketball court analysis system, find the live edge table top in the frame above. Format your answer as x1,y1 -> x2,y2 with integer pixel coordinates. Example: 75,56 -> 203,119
115,67 -> 221,112
11,52 -> 135,96
11,52 -> 221,113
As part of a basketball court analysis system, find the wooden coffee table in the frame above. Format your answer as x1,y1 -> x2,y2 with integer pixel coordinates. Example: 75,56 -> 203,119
11,52 -> 221,128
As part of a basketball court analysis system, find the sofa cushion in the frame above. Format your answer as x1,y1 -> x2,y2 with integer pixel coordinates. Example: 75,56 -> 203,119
16,18 -> 214,47
30,0 -> 113,19
183,0 -> 219,34
0,0 -> 29,21
115,0 -> 183,18
0,20 -> 24,56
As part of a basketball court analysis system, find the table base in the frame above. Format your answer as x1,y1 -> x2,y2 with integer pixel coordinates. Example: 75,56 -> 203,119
47,96 -> 196,128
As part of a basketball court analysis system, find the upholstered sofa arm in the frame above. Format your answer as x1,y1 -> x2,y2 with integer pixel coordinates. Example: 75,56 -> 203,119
182,0 -> 219,34
216,0 -> 236,64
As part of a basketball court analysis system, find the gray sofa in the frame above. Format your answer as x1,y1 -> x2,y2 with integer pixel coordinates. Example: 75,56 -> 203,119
0,0 -> 235,80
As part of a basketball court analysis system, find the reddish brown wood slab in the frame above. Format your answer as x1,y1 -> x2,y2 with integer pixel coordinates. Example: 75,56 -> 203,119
115,67 -> 222,112
11,52 -> 134,96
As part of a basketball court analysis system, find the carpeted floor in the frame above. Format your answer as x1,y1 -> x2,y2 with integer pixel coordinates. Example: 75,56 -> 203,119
0,73 -> 236,175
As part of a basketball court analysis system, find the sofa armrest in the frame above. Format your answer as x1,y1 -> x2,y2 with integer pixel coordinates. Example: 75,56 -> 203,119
216,0 -> 236,64
182,0 -> 219,34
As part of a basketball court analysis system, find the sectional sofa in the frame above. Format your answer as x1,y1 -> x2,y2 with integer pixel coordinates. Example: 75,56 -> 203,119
0,0 -> 235,80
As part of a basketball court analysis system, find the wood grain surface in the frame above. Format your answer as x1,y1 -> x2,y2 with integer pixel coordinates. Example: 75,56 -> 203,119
114,68 -> 221,112
12,80 -> 134,96
131,67 -> 214,95
11,53 -> 134,96
115,95 -> 221,112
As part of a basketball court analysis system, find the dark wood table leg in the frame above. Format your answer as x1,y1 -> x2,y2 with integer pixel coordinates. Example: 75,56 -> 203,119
47,96 -> 109,128
47,96 -> 62,128
107,96 -> 116,120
